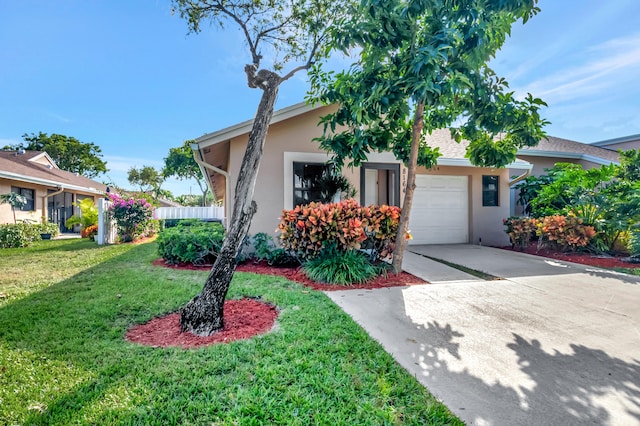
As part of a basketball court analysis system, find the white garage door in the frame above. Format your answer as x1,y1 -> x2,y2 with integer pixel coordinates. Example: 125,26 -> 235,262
408,175 -> 468,244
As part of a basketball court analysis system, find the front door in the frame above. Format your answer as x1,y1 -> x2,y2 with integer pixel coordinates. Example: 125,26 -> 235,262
361,163 -> 400,207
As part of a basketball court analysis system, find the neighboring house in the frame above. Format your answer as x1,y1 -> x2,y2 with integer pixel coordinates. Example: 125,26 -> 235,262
591,134 -> 640,152
191,103 -> 534,247
509,136 -> 623,216
0,150 -> 107,231
516,136 -> 621,176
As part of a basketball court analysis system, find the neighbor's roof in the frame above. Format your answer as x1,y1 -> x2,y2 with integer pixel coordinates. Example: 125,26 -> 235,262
591,134 -> 640,149
517,136 -> 620,165
0,150 -> 107,194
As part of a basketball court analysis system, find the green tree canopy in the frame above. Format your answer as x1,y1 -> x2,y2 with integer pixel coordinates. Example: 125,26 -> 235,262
309,0 -> 548,272
164,140 -> 210,206
127,166 -> 164,199
4,132 -> 108,179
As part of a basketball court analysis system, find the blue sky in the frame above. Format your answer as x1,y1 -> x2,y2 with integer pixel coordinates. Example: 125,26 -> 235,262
1,0 -> 639,195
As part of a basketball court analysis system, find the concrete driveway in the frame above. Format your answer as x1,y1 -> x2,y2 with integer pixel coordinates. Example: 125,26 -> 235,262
325,245 -> 640,426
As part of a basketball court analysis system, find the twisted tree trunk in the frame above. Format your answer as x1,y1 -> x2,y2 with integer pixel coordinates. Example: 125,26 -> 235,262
180,67 -> 281,336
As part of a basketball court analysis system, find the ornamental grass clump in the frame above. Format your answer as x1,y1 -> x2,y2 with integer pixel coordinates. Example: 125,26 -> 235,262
107,193 -> 155,242
303,243 -> 385,285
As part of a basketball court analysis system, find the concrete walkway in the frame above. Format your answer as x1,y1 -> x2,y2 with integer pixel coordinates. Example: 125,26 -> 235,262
325,245 -> 640,426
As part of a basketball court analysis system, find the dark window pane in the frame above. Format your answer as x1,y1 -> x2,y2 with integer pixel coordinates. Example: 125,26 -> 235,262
11,186 -> 35,211
482,175 -> 499,207
293,162 -> 332,206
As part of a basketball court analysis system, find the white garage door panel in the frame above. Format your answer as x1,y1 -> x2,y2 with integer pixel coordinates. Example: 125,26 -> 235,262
409,175 -> 468,244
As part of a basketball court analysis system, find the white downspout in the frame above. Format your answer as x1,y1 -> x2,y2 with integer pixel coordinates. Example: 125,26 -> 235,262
508,163 -> 534,217
191,143 -> 231,226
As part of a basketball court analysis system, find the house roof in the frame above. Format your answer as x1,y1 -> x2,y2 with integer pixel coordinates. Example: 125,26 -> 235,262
193,104 -> 622,168
195,102 -> 323,148
193,103 -> 531,169
0,150 -> 107,194
591,134 -> 640,149
517,136 -> 620,165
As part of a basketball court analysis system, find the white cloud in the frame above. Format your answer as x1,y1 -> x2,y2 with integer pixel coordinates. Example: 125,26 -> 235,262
515,33 -> 640,104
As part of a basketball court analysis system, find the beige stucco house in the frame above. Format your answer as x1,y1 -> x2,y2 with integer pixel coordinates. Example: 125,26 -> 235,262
0,150 -> 107,231
191,103 -> 538,247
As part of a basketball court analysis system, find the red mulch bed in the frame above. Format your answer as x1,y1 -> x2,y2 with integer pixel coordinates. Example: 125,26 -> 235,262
134,259 -> 425,349
125,298 -> 277,349
151,258 -> 426,291
499,244 -> 640,269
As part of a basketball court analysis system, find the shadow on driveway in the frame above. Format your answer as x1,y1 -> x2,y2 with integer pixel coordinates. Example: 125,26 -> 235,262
326,284 -> 640,425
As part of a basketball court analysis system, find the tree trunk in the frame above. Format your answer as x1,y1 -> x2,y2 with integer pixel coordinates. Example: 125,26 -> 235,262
391,103 -> 424,274
180,68 -> 281,336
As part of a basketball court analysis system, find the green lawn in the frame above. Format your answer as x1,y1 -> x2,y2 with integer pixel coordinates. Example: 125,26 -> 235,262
0,239 -> 462,425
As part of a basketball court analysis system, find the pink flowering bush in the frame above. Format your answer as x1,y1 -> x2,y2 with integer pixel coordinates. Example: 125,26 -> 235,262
107,193 -> 155,242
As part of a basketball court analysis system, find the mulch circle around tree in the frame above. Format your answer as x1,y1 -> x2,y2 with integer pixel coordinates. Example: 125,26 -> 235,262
499,244 -> 640,269
132,258 -> 426,349
125,298 -> 278,349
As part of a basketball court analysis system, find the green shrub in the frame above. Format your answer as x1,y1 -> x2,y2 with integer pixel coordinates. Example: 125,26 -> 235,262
629,231 -> 640,257
34,222 -> 60,237
252,232 -> 298,266
163,218 -> 206,228
65,198 -> 99,230
0,223 -> 43,248
303,244 -> 384,285
157,222 -> 224,265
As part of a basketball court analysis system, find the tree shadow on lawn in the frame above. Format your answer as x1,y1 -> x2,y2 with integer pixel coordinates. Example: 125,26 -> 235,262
1,242 -> 449,425
388,293 -> 640,425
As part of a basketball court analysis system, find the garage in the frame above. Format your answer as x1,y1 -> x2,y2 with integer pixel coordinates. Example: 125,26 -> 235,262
408,175 -> 468,244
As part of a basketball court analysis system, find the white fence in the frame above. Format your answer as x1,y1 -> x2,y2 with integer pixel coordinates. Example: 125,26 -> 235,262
96,202 -> 225,245
96,198 -> 117,245
154,206 -> 225,222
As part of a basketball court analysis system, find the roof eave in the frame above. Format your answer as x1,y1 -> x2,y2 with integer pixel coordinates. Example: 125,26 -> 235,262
0,171 -> 105,194
195,102 -> 322,149
516,149 -> 619,166
437,157 -> 532,169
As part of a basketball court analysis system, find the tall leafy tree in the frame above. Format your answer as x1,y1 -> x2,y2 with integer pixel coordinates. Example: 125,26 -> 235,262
4,132 -> 108,178
164,140 -> 210,206
171,0 -> 355,335
309,0 -> 549,272
127,166 -> 165,200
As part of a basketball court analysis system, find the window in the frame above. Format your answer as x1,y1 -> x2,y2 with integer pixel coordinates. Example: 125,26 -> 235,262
11,186 -> 35,211
293,162 -> 331,207
482,176 -> 499,207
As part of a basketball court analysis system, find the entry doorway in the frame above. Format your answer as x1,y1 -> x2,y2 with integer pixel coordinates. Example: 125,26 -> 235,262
360,163 -> 400,207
